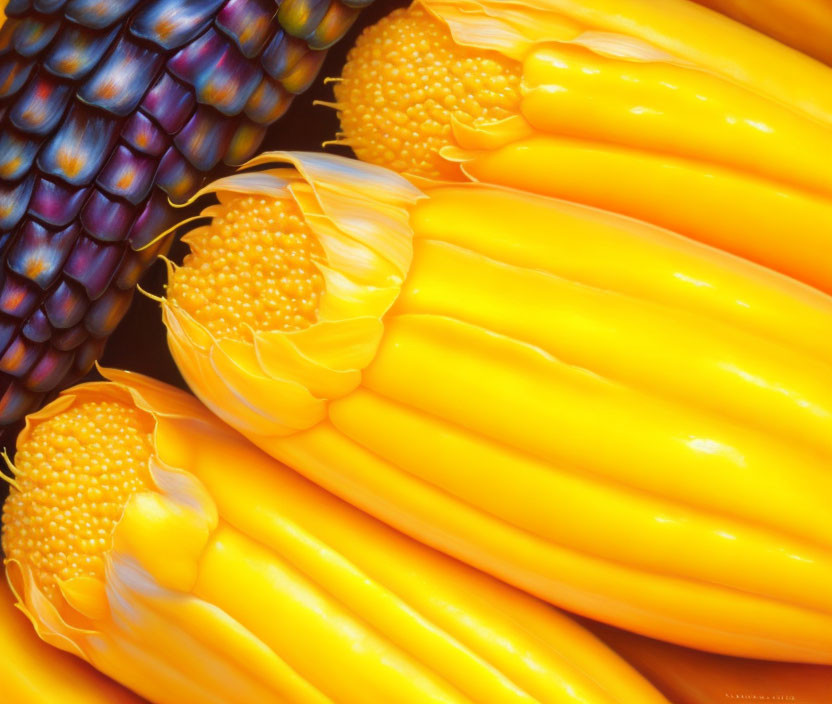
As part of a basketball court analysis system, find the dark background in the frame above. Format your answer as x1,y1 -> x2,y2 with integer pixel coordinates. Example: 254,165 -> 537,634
98,0 -> 409,393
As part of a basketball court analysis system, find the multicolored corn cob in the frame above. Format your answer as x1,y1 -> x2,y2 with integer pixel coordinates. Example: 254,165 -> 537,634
0,0 -> 373,425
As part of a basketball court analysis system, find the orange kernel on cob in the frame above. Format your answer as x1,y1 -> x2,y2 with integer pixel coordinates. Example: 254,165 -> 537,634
335,5 -> 521,179
2,402 -> 152,607
167,195 -> 326,341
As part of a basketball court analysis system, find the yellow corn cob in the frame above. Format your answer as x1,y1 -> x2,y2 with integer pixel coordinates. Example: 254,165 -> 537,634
331,0 -> 832,294
0,578 -> 144,703
161,152 -> 832,663
692,0 -> 832,66
0,369 -> 669,704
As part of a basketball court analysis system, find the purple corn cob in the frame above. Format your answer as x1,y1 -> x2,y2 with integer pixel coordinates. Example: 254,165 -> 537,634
0,0 -> 373,424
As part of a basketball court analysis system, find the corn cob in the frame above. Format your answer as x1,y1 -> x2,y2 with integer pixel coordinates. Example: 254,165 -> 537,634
1,370 -> 670,704
591,622 -> 832,704
0,0 -> 374,426
692,0 -> 832,66
162,152 -> 832,663
331,0 -> 832,294
0,577 -> 145,703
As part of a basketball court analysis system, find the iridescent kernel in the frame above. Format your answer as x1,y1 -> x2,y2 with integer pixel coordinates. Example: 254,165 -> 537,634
168,195 -> 326,340
1,401 -> 152,607
335,5 -> 522,178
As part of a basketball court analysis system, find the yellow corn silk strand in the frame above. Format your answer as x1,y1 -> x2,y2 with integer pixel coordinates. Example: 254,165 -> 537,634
0,579 -> 144,704
162,152 -> 832,663
332,0 -> 832,294
691,0 -> 832,66
0,371 -> 669,704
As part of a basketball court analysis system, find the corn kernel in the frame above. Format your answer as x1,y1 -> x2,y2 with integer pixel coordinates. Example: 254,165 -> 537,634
167,195 -> 326,341
2,402 -> 152,606
335,5 -> 521,178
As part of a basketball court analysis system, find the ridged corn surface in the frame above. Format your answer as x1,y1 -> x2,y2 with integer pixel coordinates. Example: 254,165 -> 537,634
0,0 -> 373,424
163,153 -> 832,664
335,1 -> 832,293
2,373 -> 670,704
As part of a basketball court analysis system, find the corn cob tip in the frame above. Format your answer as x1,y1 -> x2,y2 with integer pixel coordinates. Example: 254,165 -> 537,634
334,4 -> 522,178
166,151 -> 421,339
1,397 -> 152,610
163,152 -> 423,436
1,372 -> 217,651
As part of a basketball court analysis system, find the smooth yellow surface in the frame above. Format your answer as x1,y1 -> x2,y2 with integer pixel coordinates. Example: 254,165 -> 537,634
163,153 -> 832,662
336,1 -> 832,291
521,43 -> 832,198
1,371 -> 668,704
693,0 -> 832,66
0,580 -> 143,703
462,136 -> 832,294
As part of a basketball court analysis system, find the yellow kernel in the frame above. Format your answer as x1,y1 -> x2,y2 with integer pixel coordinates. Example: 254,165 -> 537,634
335,5 -> 522,179
168,196 -> 326,341
1,402 -> 153,607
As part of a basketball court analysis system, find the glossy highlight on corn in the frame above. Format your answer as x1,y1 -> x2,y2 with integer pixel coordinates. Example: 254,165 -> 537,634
334,0 -> 832,293
163,152 -> 832,663
1,370 -> 669,704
